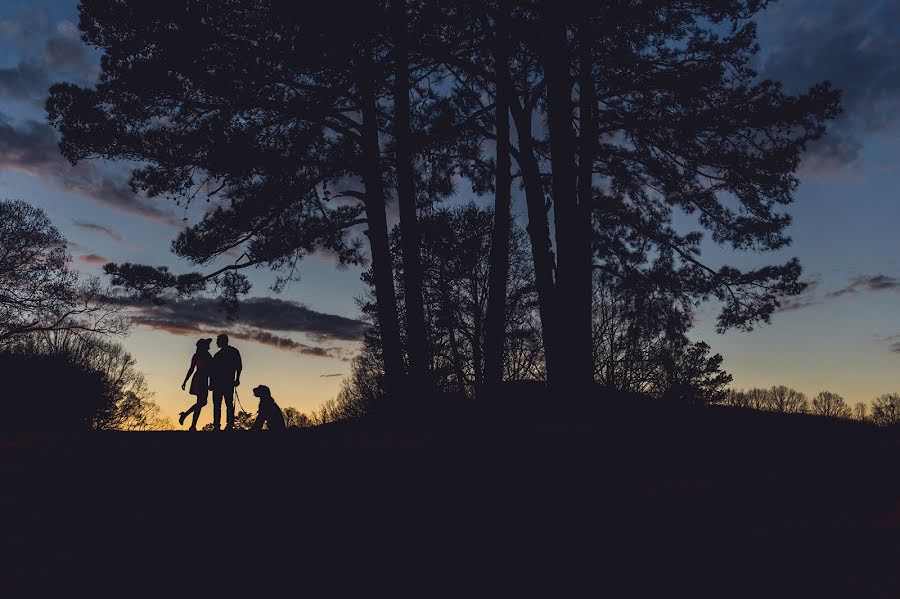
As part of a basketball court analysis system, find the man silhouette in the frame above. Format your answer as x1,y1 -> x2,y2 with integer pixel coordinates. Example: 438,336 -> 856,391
210,334 -> 242,431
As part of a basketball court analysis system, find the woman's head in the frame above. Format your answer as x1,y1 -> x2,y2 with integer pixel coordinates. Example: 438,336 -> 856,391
196,338 -> 212,350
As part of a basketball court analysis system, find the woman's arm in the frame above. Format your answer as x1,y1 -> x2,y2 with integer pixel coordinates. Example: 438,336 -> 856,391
182,354 -> 197,390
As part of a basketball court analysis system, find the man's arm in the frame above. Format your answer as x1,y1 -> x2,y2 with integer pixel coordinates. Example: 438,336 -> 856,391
234,348 -> 242,387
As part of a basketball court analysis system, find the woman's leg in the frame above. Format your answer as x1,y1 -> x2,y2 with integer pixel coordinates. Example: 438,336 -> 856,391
190,391 -> 208,430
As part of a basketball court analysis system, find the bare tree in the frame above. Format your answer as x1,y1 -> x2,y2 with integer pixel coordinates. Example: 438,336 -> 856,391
724,389 -> 752,409
747,388 -> 771,411
283,407 -> 313,428
871,393 -> 900,427
768,386 -> 808,414
0,200 -> 125,346
853,402 -> 868,422
811,391 -> 852,419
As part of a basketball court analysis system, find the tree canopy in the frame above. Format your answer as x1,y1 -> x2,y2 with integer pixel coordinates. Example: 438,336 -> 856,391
47,0 -> 841,397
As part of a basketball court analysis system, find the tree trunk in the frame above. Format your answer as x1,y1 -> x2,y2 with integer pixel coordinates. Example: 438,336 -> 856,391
574,18 -> 596,387
541,5 -> 596,391
393,0 -> 429,391
483,6 -> 512,386
471,268 -> 483,385
439,258 -> 467,394
542,4 -> 581,392
509,98 -> 560,387
358,54 -> 404,395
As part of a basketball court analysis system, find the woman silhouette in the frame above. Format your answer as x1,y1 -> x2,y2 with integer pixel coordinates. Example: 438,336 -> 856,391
179,338 -> 213,430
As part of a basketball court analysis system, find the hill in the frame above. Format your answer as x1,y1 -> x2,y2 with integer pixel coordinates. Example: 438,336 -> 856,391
2,395 -> 898,597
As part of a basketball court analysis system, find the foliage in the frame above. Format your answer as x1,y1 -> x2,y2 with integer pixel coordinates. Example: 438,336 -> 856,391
312,378 -> 373,425
3,329 -> 166,430
47,1 -> 841,401
871,394 -> 900,428
283,407 -> 313,428
338,203 -> 731,409
0,199 -> 125,345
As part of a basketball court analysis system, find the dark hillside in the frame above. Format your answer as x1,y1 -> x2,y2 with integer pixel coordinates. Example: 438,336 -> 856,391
2,396 -> 898,597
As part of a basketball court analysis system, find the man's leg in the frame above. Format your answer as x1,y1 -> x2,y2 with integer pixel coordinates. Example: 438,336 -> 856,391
211,389 -> 223,430
224,387 -> 235,430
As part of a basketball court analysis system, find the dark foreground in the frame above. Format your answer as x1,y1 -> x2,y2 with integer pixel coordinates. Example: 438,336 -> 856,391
2,397 -> 899,597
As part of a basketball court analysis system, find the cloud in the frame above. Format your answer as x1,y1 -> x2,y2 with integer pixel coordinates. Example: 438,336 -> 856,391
115,295 -> 366,359
0,19 -> 95,103
827,274 -> 900,298
774,296 -> 821,313
44,21 -> 91,74
237,298 -> 367,342
874,334 -> 900,355
0,113 -> 179,225
319,373 -> 343,378
773,277 -> 822,313
72,220 -> 124,242
129,316 -> 347,361
78,253 -> 110,265
0,60 -> 47,102
759,0 -> 900,169
229,328 -> 345,359
0,12 -> 53,44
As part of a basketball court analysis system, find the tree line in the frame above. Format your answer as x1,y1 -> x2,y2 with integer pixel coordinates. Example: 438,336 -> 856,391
47,0 -> 841,403
724,386 -> 900,427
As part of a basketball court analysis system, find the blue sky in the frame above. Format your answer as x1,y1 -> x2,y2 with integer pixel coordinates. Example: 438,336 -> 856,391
1,0 -> 898,422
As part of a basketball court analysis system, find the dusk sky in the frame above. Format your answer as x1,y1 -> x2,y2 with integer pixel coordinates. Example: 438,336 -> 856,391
1,0 -> 898,424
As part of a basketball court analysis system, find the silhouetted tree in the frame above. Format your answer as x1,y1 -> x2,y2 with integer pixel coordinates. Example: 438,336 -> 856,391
746,388 -> 771,411
435,1 -> 840,391
482,0 -> 514,387
283,407 -> 313,429
0,199 -> 124,345
592,269 -> 692,395
48,1 -> 466,395
723,389 -> 752,409
344,203 -> 543,404
0,351 -> 108,431
654,341 -> 732,405
391,0 -> 427,391
6,329 -> 165,430
51,1 -> 840,401
811,391 -> 851,420
870,394 -> 900,428
401,204 -> 542,395
768,386 -> 808,414
233,410 -> 255,431
853,402 -> 868,422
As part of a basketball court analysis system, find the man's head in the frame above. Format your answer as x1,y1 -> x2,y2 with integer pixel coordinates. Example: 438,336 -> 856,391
253,385 -> 271,399
216,334 -> 229,348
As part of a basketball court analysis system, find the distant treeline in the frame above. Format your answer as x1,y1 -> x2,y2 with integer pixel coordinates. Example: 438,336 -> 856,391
723,387 -> 900,427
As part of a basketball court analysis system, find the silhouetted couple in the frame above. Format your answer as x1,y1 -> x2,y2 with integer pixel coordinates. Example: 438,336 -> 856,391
180,334 -> 242,431
179,334 -> 284,431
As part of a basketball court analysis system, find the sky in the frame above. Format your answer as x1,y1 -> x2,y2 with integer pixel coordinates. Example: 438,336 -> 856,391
1,0 -> 898,425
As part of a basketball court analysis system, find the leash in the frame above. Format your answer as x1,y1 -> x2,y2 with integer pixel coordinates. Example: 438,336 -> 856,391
235,387 -> 248,413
